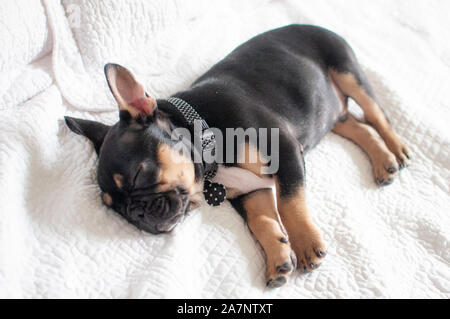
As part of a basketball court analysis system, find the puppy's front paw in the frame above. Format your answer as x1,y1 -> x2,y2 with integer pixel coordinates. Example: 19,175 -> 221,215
265,237 -> 297,288
373,150 -> 398,186
289,223 -> 327,273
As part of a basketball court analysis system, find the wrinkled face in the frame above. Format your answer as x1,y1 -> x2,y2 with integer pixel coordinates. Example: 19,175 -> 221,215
98,115 -> 201,233
65,63 -> 202,234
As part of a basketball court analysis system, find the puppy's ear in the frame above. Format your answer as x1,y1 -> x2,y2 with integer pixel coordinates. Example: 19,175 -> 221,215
104,63 -> 156,119
64,116 -> 110,155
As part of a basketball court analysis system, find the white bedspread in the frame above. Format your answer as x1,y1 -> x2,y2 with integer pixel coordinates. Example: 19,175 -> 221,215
0,0 -> 449,298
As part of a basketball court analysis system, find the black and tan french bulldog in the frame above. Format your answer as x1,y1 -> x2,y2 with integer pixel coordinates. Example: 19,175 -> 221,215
65,25 -> 411,288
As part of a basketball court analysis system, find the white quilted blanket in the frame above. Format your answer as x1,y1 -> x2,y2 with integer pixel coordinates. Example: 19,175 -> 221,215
0,0 -> 449,298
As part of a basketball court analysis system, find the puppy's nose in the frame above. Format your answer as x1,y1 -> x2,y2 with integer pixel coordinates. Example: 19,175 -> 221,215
149,195 -> 170,218
129,207 -> 145,221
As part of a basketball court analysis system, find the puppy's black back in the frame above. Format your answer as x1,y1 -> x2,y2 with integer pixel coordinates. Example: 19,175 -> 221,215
161,24 -> 362,153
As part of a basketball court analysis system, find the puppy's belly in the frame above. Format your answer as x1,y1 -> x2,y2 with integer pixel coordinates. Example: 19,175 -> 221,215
212,166 -> 274,199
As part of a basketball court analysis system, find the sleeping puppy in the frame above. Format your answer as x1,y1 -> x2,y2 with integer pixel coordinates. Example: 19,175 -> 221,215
65,24 -> 411,288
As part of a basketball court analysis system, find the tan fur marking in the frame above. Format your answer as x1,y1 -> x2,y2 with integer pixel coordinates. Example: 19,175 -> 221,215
157,144 -> 202,200
113,173 -> 124,189
237,143 -> 267,177
329,69 -> 412,167
275,183 -> 326,272
333,114 -> 398,184
102,193 -> 113,206
242,189 -> 294,286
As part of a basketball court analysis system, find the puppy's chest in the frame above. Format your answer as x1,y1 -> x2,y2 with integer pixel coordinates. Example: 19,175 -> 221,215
212,165 -> 274,199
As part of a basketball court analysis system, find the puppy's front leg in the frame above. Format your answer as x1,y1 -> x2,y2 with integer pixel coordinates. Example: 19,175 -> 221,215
275,145 -> 327,273
276,184 -> 327,273
240,189 -> 297,288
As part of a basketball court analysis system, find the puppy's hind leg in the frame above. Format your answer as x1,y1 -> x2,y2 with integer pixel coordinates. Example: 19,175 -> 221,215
333,114 -> 399,186
329,67 -> 412,169
324,35 -> 412,169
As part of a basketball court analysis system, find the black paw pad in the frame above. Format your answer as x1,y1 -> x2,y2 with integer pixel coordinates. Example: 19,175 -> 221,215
387,166 -> 398,174
378,178 -> 394,186
276,262 -> 292,274
315,250 -> 326,258
266,276 -> 287,288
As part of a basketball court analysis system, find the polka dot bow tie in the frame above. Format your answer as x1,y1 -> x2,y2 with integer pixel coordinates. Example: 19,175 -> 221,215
203,180 -> 227,207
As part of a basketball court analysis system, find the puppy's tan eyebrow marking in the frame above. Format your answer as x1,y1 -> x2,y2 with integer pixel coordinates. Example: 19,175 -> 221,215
102,193 -> 113,206
156,143 -> 201,196
113,173 -> 124,189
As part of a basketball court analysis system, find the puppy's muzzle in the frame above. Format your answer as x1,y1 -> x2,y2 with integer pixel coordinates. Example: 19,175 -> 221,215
126,186 -> 189,234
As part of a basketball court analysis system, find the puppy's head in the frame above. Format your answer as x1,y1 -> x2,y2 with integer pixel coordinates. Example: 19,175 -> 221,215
65,64 -> 202,234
